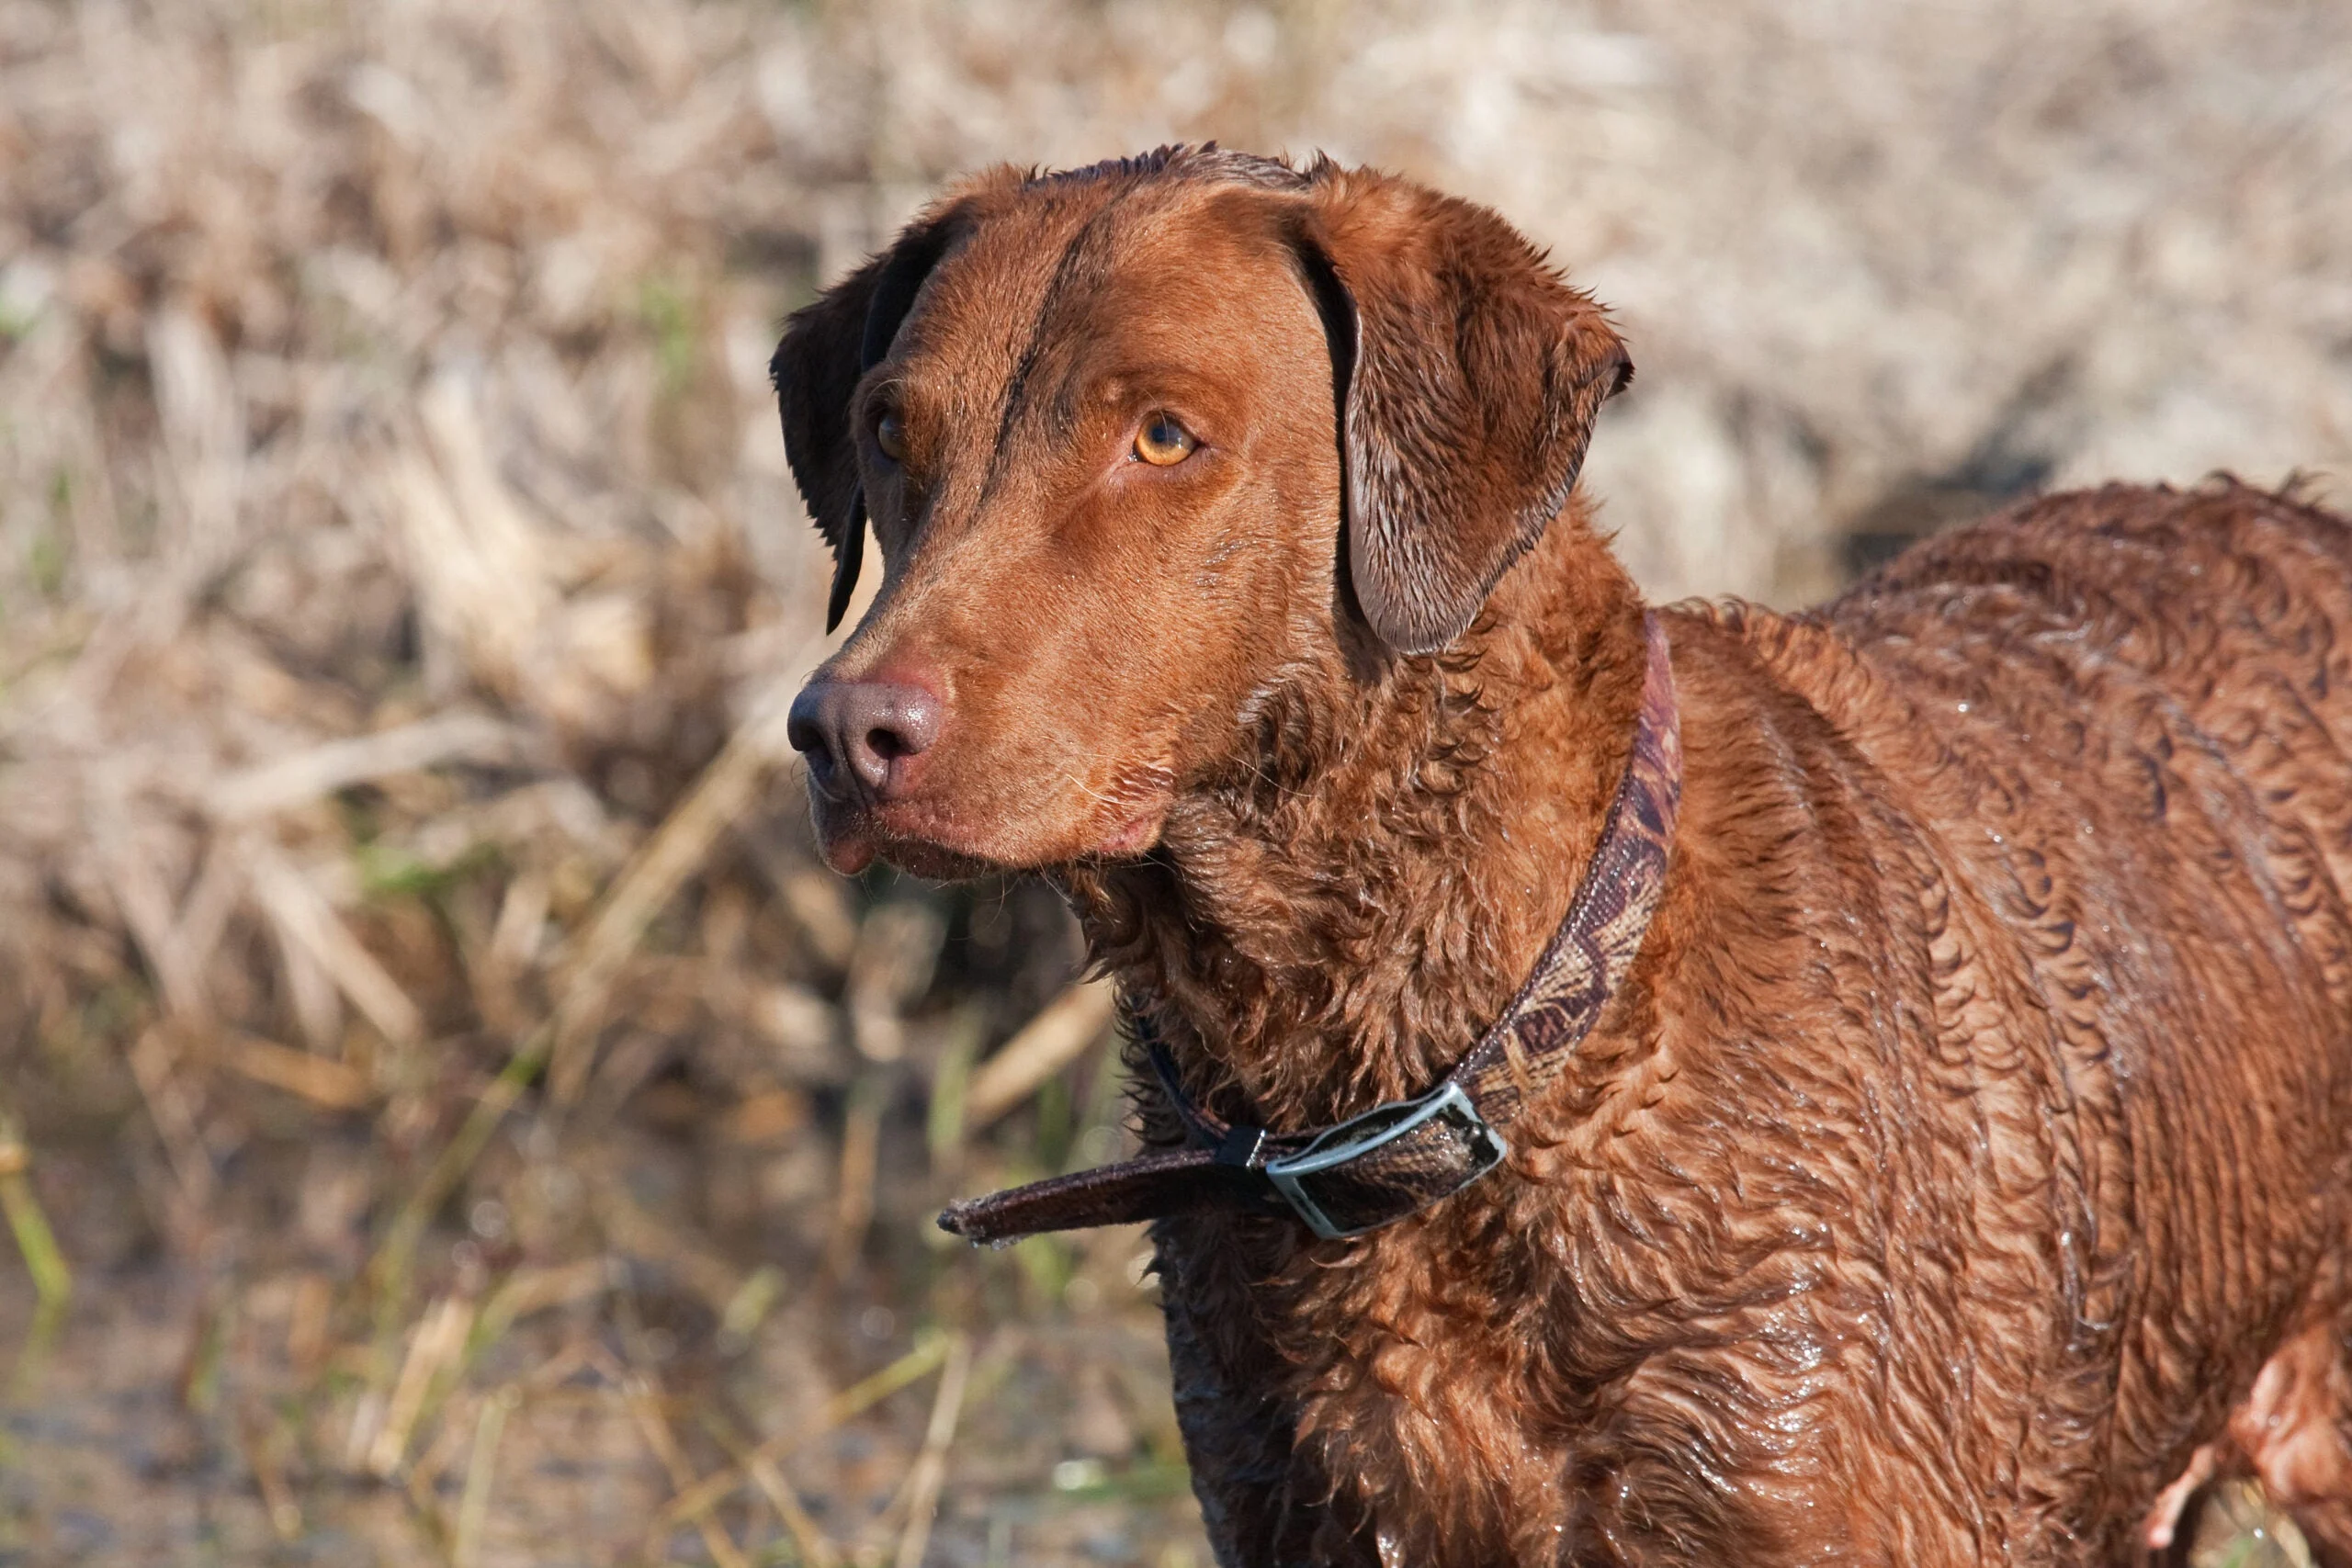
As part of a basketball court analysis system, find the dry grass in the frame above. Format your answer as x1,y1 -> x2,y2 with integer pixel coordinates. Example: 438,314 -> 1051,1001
0,1 -> 2346,1562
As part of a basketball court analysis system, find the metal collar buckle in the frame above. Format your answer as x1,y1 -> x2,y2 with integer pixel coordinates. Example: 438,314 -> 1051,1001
1262,1080 -> 1509,1240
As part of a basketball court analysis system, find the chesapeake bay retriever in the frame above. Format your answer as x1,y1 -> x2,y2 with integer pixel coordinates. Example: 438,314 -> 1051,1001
772,147 -> 2352,1566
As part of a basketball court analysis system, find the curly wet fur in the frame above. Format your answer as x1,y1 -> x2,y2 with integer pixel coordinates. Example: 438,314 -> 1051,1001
1083,482 -> 2352,1566
776,147 -> 2352,1565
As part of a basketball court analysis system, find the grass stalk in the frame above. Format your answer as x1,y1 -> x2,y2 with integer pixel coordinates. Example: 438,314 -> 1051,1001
0,1122 -> 70,1309
452,1385 -> 519,1568
889,1334 -> 973,1568
368,1031 -> 548,1304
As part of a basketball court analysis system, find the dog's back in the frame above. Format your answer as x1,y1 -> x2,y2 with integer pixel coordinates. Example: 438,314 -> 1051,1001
1714,479 -> 2352,1555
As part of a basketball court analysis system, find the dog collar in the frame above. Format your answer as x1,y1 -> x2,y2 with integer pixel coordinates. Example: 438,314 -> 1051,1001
939,613 -> 1682,1245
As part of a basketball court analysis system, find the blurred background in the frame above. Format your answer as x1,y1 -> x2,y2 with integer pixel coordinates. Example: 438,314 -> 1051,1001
2,1 -> 2347,1563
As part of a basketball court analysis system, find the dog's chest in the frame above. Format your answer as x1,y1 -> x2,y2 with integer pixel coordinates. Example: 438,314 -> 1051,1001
1204,1177 -> 1849,1564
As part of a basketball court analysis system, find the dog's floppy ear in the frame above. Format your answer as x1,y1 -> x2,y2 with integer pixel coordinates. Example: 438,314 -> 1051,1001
772,215 -> 958,631
1295,173 -> 1632,655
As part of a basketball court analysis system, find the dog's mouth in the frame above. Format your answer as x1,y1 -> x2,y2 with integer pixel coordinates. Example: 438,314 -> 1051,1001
803,773 -> 1172,879
804,791 -> 987,879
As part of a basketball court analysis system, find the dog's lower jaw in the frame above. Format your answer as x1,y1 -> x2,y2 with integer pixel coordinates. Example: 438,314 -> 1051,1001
803,795 -> 987,880
807,780 -> 1173,880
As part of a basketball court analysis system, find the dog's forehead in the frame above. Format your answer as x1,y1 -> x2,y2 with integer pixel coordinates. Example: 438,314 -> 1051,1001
891,197 -> 1074,395
894,175 -> 1276,398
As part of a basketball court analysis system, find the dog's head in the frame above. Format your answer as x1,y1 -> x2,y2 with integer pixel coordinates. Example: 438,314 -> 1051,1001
773,148 -> 1629,876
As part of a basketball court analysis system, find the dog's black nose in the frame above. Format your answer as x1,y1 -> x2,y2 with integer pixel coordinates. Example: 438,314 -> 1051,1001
787,679 -> 942,801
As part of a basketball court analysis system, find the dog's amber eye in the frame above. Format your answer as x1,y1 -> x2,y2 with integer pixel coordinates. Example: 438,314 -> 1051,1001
1133,412 -> 1196,467
874,411 -> 908,463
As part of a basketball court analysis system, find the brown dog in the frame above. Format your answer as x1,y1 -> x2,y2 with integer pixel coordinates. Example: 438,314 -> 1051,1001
772,147 -> 2352,1566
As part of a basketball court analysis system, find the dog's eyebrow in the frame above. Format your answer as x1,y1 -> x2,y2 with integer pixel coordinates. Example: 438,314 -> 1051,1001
975,185 -> 1148,508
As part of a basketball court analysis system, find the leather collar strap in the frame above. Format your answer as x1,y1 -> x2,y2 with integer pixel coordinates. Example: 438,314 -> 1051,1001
940,613 -> 1683,1246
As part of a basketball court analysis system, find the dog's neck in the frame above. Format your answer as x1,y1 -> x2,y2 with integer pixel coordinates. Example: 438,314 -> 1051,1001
1062,510 -> 1651,1131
